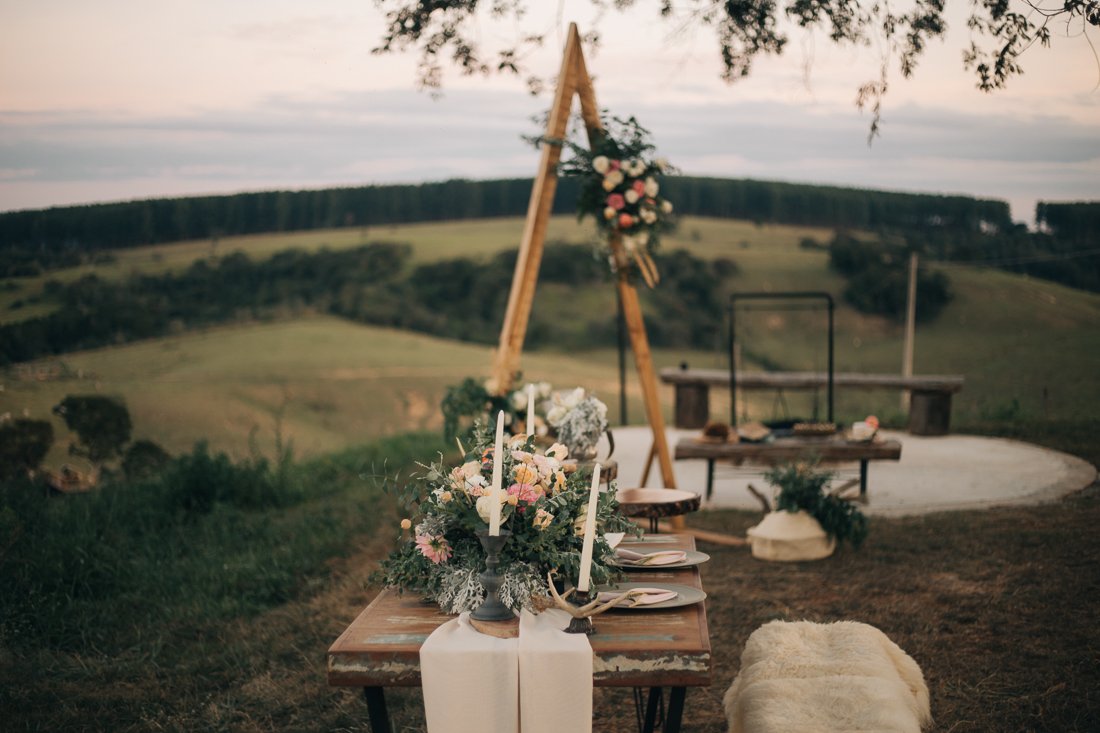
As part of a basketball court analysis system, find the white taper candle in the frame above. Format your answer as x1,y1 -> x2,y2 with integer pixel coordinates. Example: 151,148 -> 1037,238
526,383 -> 535,435
576,463 -> 601,592
488,410 -> 504,535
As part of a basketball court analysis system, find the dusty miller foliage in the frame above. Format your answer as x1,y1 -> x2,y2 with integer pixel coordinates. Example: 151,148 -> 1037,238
371,0 -> 1099,139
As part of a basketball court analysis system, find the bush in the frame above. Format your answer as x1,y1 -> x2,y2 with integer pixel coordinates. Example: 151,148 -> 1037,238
52,395 -> 132,465
828,233 -> 952,323
0,419 -> 54,480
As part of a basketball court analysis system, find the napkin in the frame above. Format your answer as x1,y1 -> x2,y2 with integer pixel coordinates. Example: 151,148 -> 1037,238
518,609 -> 593,733
615,548 -> 688,566
596,588 -> 679,606
421,612 -> 518,733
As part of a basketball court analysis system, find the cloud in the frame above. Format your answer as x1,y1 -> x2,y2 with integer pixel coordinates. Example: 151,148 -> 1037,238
1,87 -> 1097,222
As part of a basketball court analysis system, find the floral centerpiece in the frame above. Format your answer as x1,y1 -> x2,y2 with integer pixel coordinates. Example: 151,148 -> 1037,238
550,115 -> 676,287
371,427 -> 639,613
546,388 -> 609,461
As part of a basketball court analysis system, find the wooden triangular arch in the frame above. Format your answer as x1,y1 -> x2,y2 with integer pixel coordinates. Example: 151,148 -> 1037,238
491,23 -> 680,509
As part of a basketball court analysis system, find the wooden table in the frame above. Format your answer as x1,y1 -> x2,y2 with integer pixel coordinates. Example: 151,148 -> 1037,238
674,436 -> 902,500
327,534 -> 711,733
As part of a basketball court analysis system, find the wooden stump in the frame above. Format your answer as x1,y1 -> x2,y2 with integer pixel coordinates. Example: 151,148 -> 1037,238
909,391 -> 952,435
674,383 -> 709,429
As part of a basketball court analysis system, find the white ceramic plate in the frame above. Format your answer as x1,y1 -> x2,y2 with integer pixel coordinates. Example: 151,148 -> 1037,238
595,582 -> 707,610
611,550 -> 711,570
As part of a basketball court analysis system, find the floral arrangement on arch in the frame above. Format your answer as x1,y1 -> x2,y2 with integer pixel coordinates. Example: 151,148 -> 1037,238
551,115 -> 677,287
371,427 -> 640,613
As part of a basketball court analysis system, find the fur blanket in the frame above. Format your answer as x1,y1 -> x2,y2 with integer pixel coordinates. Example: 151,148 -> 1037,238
724,620 -> 932,733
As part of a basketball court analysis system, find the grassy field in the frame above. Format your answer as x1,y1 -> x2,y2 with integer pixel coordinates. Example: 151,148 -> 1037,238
0,215 -> 832,324
3,213 -> 1099,471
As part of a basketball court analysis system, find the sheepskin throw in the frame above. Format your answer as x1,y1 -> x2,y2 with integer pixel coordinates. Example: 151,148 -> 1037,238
724,620 -> 932,733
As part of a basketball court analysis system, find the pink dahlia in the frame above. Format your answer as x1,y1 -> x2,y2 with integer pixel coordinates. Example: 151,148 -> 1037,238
607,193 -> 625,210
415,534 -> 452,564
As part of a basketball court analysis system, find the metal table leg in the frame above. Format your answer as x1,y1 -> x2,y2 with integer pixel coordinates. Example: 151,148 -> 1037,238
642,686 -> 664,733
363,687 -> 389,732
665,687 -> 687,733
706,458 -> 715,501
860,459 -> 868,497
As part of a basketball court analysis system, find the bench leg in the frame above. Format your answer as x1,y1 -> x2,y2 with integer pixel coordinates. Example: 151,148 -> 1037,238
860,459 -> 868,497
706,458 -> 714,502
362,687 -> 389,733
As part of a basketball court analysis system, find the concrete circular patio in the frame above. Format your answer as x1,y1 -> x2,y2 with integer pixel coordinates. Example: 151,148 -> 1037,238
601,427 -> 1097,517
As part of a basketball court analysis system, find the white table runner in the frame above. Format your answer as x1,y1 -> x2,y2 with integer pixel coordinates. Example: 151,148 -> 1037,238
421,609 -> 592,733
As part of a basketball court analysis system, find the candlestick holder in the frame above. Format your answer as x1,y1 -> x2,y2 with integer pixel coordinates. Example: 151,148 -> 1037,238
471,528 -> 515,622
564,589 -> 596,635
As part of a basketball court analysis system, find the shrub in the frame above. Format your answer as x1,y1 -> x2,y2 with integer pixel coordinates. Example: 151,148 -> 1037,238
0,419 -> 54,480
52,395 -> 132,465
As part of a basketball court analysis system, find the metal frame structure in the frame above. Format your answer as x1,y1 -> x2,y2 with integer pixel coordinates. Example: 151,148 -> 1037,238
728,292 -> 835,427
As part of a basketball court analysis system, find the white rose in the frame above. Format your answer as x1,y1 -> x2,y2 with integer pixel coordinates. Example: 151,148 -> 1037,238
640,208 -> 657,224
602,178 -> 616,192
546,405 -> 567,426
660,200 -> 673,214
604,206 -> 616,220
605,170 -> 624,187
548,443 -> 569,461
656,157 -> 668,171
625,189 -> 640,204
593,397 -> 608,419
564,387 -> 585,409
644,177 -> 659,197
621,235 -> 637,252
593,156 -> 610,174
476,496 -> 494,523
536,381 -> 552,399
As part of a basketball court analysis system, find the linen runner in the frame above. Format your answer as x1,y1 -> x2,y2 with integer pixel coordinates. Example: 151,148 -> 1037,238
421,612 -> 519,733
518,609 -> 593,733
420,610 -> 593,733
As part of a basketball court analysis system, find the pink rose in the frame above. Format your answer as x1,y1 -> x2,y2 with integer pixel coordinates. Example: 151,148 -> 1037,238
506,483 -> 544,513
609,159 -> 621,171
632,180 -> 646,196
618,213 -> 633,228
607,193 -> 625,210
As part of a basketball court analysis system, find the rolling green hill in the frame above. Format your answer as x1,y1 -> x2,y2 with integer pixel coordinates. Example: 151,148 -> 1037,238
2,214 -> 1097,473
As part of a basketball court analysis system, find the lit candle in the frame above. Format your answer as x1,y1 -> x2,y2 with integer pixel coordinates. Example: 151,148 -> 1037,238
488,410 -> 504,535
576,463 -> 601,593
526,383 -> 535,435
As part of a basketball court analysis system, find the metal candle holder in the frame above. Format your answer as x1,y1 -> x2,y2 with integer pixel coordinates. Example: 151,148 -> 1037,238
564,589 -> 596,635
470,528 -> 515,622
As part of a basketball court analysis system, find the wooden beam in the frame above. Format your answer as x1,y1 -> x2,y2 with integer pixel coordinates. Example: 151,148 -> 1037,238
492,26 -> 583,393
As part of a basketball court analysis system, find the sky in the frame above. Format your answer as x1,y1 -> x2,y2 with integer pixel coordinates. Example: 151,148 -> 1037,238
1,0 -> 1098,224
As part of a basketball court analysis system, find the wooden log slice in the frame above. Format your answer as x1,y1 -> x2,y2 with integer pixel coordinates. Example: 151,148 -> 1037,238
615,488 -> 701,519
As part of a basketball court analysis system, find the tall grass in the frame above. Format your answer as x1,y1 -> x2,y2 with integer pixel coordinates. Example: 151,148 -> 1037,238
0,431 -> 448,652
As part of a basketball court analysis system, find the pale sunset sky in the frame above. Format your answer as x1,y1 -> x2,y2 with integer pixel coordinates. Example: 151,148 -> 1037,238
1,0 -> 1097,224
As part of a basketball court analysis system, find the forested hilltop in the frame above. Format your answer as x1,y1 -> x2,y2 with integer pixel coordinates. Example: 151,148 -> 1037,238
1,178 -> 1097,292
0,177 -> 1013,251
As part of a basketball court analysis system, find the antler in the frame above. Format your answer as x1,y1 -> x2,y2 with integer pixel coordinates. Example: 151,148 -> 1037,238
531,572 -> 642,618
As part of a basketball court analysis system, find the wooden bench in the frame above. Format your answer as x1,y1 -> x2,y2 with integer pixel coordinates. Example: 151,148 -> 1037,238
660,368 -> 964,436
